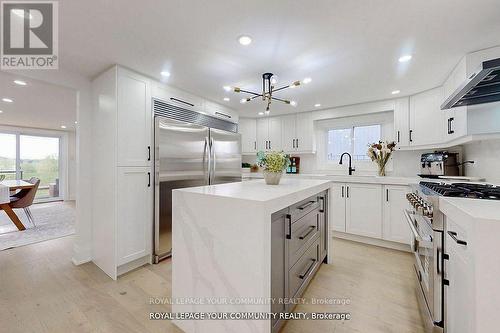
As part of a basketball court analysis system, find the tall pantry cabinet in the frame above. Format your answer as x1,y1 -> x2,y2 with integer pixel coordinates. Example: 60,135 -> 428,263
91,66 -> 153,280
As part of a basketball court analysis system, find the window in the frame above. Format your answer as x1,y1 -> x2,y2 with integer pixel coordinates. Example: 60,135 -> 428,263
327,124 -> 381,161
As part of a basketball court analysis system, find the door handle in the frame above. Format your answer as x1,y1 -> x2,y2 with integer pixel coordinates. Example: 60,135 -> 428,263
298,226 -> 316,240
397,130 -> 400,143
409,130 -> 413,142
299,259 -> 316,279
449,117 -> 455,134
204,137 -> 210,183
210,137 -> 215,183
215,111 -> 231,119
269,140 -> 271,150
170,97 -> 194,107
341,186 -> 344,198
148,146 -> 151,161
254,141 -> 256,150
286,214 -> 292,239
436,248 -> 442,275
292,139 -> 295,148
386,189 -> 389,202
346,186 -> 349,198
296,138 -> 299,148
447,231 -> 467,246
318,196 -> 325,213
147,172 -> 151,187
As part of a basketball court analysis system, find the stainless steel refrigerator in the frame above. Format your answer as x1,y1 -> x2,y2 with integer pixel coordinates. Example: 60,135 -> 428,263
153,100 -> 241,263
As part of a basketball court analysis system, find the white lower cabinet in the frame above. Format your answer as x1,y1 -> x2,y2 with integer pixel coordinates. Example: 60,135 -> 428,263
382,185 -> 411,244
345,184 -> 382,238
117,167 -> 153,266
330,183 -> 347,232
330,182 -> 411,245
445,216 -> 473,333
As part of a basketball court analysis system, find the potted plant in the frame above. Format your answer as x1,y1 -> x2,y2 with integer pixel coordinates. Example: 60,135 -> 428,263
256,151 -> 290,185
367,141 -> 396,176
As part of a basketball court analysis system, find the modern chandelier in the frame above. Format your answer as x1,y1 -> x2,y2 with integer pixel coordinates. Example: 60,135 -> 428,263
225,73 -> 311,113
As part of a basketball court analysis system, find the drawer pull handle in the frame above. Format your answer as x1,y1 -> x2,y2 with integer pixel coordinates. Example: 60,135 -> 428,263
215,111 -> 231,119
447,231 -> 467,246
170,97 -> 194,107
299,259 -> 316,279
318,196 -> 325,213
298,201 -> 315,210
298,226 -> 316,240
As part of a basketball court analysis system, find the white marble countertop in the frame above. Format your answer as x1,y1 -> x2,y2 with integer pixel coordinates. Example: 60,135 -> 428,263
242,172 -> 419,186
176,178 -> 332,206
440,196 -> 500,221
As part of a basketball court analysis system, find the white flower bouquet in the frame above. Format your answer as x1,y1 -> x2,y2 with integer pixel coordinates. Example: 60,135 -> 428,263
367,141 -> 396,176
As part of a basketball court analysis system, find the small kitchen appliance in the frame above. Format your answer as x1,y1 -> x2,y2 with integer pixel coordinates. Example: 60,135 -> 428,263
419,152 -> 459,178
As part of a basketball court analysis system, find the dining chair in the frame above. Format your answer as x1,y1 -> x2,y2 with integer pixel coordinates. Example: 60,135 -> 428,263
9,177 -> 40,227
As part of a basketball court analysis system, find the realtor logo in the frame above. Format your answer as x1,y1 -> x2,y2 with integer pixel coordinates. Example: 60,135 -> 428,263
1,1 -> 58,69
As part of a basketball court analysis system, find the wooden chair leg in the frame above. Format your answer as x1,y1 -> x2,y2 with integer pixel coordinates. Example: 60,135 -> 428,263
0,204 -> 26,231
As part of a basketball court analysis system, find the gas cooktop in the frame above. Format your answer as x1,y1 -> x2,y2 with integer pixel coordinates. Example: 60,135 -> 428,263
420,181 -> 500,200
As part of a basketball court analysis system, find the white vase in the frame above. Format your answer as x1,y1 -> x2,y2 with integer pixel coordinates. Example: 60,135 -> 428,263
263,170 -> 283,185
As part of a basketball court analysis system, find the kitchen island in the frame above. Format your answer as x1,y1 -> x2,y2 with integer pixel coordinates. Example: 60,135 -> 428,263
172,178 -> 332,333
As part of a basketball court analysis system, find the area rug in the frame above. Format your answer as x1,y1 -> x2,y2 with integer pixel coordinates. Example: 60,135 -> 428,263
0,201 -> 75,251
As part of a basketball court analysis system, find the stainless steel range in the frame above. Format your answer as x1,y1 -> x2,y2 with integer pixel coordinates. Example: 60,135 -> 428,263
405,182 -> 444,333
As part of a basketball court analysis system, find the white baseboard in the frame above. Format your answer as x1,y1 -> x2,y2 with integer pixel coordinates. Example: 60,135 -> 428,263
72,243 -> 92,265
117,255 -> 151,277
332,231 -> 412,252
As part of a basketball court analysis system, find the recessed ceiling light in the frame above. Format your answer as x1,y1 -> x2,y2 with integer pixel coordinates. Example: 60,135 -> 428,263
223,97 -> 230,102
160,71 -> 171,77
258,112 -> 264,116
265,110 -> 270,115
398,55 -> 412,63
238,35 -> 252,46
391,90 -> 401,95
74,121 -> 78,124
0,110 -> 3,114
223,85 -> 231,92
302,77 -> 312,84
2,98 -> 13,103
290,101 -> 297,107
14,80 -> 27,86
60,125 -> 67,129
240,98 -> 247,104
314,103 -> 321,107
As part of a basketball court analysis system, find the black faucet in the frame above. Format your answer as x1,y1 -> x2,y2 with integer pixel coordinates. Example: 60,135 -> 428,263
339,152 -> 355,175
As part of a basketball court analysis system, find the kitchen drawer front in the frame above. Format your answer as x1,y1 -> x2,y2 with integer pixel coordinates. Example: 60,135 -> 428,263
290,195 -> 320,222
288,209 -> 320,266
288,238 -> 320,300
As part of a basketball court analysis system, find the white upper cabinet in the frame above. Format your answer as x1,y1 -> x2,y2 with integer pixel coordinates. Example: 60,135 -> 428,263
203,100 -> 239,123
382,185 -> 411,245
257,117 -> 282,151
409,87 -> 445,146
280,113 -> 315,153
394,97 -> 410,148
442,57 -> 468,141
117,68 -> 152,167
239,118 -> 257,154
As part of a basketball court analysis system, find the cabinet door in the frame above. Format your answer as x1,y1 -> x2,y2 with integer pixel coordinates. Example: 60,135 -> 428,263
152,83 -> 204,111
444,108 -> 468,142
295,112 -> 314,153
409,87 -> 445,146
268,117 -> 282,151
330,183 -> 346,232
382,185 -> 411,244
204,101 -> 238,123
281,115 -> 296,152
256,118 -> 269,151
445,219 -> 473,333
394,98 -> 410,148
117,69 -> 152,167
116,167 -> 152,266
239,118 -> 257,154
346,184 -> 382,238
271,209 -> 287,332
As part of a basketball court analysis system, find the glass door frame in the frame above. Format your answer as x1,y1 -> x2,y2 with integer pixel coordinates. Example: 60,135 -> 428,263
0,125 -> 68,203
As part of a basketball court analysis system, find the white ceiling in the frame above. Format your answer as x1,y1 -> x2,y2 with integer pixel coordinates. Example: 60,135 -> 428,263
0,71 -> 77,131
29,1 -> 500,116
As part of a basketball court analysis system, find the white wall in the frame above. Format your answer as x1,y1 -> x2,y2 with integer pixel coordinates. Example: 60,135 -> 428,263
67,131 -> 77,200
463,139 -> 500,184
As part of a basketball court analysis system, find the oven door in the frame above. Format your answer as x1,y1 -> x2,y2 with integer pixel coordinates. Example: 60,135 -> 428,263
405,209 -> 443,332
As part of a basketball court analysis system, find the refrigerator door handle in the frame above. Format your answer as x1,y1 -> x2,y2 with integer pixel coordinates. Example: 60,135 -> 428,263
204,136 -> 211,184
210,137 -> 215,183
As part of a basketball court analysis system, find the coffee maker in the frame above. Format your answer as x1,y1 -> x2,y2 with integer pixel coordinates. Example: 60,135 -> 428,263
286,156 -> 300,174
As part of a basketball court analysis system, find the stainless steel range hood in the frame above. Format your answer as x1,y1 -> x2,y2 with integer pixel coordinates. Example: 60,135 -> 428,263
441,57 -> 500,109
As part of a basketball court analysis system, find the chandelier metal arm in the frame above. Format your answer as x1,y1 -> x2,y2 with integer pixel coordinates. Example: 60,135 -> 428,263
235,88 -> 261,96
271,96 -> 290,104
272,84 -> 292,93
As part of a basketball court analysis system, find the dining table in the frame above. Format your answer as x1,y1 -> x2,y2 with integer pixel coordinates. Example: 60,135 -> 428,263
0,180 -> 35,231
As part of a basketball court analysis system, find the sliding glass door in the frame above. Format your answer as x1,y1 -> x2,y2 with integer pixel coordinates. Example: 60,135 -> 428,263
20,135 -> 60,200
0,133 -> 17,180
0,131 -> 62,201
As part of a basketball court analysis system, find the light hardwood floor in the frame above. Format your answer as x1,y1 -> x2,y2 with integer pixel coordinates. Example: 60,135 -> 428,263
0,236 -> 425,333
